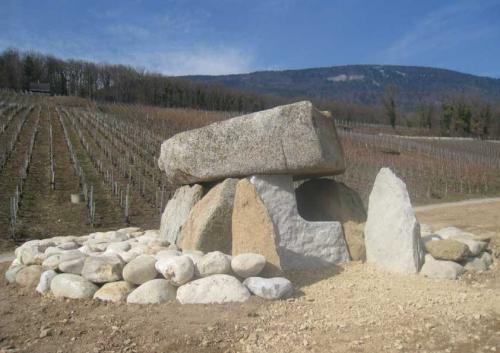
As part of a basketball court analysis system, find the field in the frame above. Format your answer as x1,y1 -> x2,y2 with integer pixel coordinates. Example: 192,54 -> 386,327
1,90 -> 500,251
1,200 -> 499,353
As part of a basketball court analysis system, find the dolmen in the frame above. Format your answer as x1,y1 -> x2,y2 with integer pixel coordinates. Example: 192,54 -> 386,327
158,101 -> 365,273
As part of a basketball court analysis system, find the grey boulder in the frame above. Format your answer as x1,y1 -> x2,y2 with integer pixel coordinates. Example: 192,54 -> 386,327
159,184 -> 204,245
50,273 -> 99,299
122,255 -> 158,285
243,277 -> 293,300
420,255 -> 465,280
81,256 -> 124,283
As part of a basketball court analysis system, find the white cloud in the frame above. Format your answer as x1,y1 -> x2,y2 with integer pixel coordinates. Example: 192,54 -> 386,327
147,46 -> 254,76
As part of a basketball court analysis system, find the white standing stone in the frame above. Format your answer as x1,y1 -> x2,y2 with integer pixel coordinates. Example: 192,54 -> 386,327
50,274 -> 99,299
159,184 -> 204,245
127,279 -> 177,304
36,270 -> 58,294
231,253 -> 266,278
364,168 -> 424,274
243,277 -> 293,300
176,274 -> 250,304
250,174 -> 349,269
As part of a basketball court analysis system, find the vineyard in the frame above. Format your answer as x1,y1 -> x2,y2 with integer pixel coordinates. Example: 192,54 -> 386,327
1,90 -> 500,251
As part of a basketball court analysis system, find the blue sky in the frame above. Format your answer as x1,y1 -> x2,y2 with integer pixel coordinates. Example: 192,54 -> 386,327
1,0 -> 499,77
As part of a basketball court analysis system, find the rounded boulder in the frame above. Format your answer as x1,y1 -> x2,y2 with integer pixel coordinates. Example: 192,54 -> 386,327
231,253 -> 266,278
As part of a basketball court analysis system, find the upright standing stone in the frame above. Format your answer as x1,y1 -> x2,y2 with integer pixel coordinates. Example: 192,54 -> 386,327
158,101 -> 345,186
159,184 -> 204,245
250,175 -> 349,269
180,179 -> 237,254
364,168 -> 424,274
231,179 -> 282,275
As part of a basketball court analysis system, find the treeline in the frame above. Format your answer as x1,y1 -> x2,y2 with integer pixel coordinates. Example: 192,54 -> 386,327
1,48 -> 499,138
321,94 -> 500,138
0,48 -> 282,112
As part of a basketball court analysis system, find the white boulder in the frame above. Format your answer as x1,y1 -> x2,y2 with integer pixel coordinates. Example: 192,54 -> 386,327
231,253 -> 266,278
122,255 -> 158,285
157,255 -> 194,286
36,270 -> 58,294
81,256 -> 124,283
176,274 -> 250,304
197,251 -> 231,277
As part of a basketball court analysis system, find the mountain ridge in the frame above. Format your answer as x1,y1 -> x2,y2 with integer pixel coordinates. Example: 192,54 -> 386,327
184,64 -> 500,110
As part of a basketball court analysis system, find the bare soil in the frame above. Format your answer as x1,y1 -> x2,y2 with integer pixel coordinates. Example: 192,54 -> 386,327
1,202 -> 499,352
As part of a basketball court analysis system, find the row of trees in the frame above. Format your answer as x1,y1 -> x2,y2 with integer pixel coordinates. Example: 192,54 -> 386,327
0,49 -> 281,112
1,48 -> 499,138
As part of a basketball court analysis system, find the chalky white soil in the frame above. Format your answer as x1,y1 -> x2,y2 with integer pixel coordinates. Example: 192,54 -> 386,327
0,201 -> 499,353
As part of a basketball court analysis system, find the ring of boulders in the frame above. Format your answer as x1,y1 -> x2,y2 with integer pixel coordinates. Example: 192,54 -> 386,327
6,228 -> 293,304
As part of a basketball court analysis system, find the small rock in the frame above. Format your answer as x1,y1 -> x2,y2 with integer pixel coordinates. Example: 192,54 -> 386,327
424,239 -> 471,262
15,265 -> 43,287
36,270 -> 58,294
122,255 -> 158,285
197,251 -> 231,277
39,328 -> 52,338
157,255 -> 194,286
420,255 -> 465,280
231,253 -> 266,278
127,279 -> 177,304
243,277 -> 293,299
94,281 -> 136,302
5,264 -> 25,283
50,274 -> 99,299
81,256 -> 124,283
58,257 -> 85,275
464,252 -> 494,272
177,274 -> 250,304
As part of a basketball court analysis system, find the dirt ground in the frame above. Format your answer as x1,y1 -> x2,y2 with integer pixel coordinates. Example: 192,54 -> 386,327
1,202 -> 499,353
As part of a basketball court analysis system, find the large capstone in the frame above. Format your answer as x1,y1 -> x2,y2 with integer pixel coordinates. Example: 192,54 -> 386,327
249,174 -> 350,269
158,101 -> 345,186
364,168 -> 424,274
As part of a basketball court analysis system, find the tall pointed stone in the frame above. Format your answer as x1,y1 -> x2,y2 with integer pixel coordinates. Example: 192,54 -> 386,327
364,168 -> 424,274
231,179 -> 282,276
180,179 -> 237,254
159,184 -> 204,245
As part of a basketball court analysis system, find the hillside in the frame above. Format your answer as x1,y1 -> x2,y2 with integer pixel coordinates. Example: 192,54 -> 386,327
186,65 -> 500,110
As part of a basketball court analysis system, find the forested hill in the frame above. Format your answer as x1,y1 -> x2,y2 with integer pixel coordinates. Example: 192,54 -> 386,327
185,65 -> 500,110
